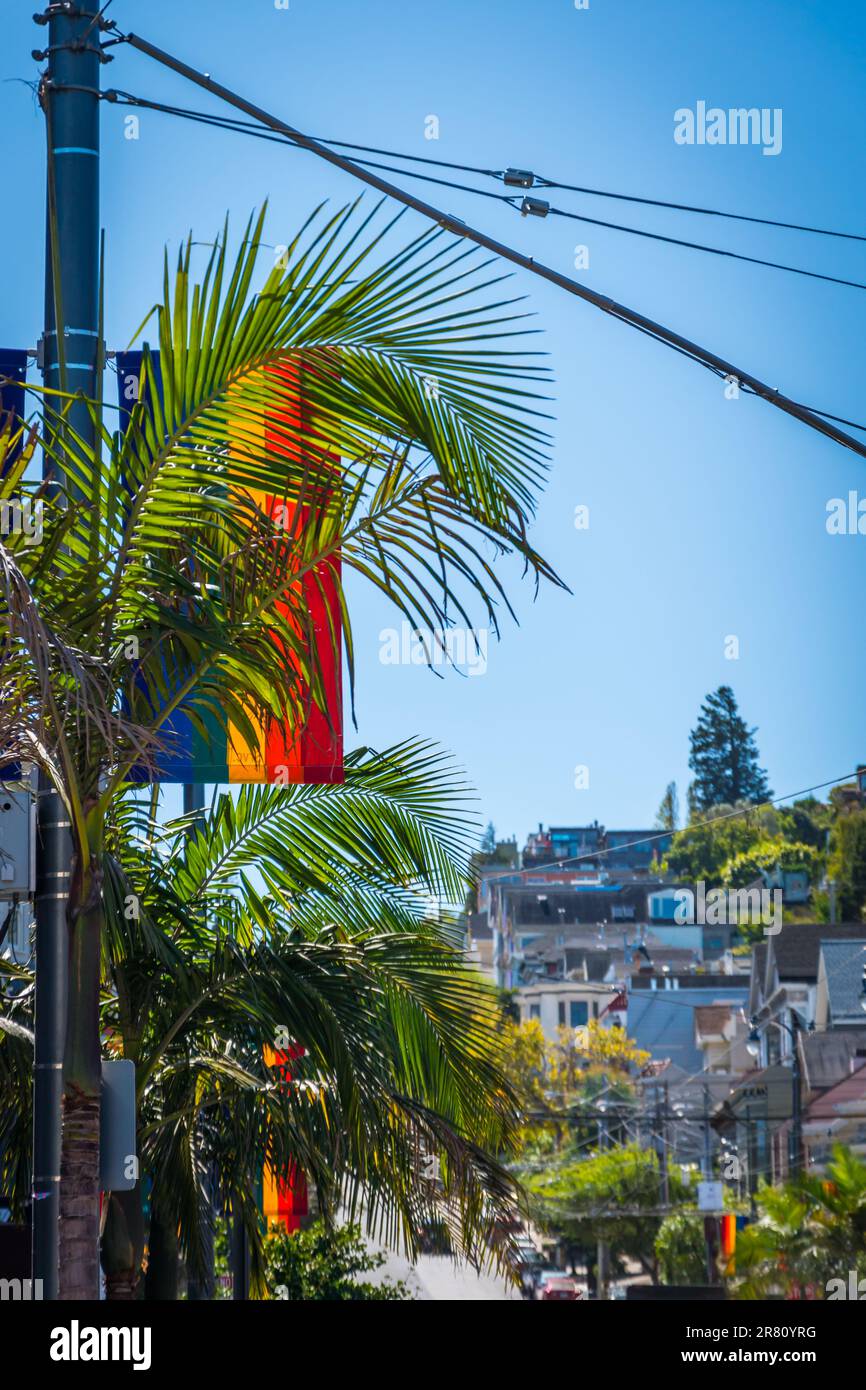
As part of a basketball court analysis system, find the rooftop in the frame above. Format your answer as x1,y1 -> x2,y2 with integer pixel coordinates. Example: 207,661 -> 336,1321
820,939 -> 866,1024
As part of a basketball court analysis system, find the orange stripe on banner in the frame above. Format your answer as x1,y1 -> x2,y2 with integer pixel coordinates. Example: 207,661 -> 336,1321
720,1213 -> 736,1265
262,1044 -> 309,1231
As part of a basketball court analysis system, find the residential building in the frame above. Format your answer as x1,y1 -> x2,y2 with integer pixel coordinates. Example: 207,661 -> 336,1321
694,1003 -> 753,1075
516,981 -> 624,1040
748,924 -> 866,1068
627,977 -> 748,1075
815,939 -> 866,1031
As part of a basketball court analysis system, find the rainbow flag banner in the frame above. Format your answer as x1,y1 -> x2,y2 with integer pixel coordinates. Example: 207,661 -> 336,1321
261,1045 -> 309,1232
117,351 -> 342,785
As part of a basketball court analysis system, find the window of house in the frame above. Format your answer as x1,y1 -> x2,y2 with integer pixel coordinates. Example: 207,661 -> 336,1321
529,1004 -> 541,1020
569,1001 -> 588,1028
558,1001 -> 566,1026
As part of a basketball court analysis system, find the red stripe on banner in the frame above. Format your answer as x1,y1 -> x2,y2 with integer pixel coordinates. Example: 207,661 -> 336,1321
261,357 -> 343,785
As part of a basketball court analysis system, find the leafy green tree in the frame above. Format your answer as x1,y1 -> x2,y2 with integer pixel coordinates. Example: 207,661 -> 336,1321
828,808 -> 866,922
655,1208 -> 709,1286
662,805 -> 759,882
0,205 -> 559,1297
778,798 -> 831,851
523,1143 -> 688,1281
263,1221 -> 412,1300
688,687 -> 772,813
722,840 -> 823,888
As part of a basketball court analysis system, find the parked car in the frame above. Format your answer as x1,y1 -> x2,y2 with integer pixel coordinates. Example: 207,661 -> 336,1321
539,1274 -> 583,1301
514,1239 -> 541,1266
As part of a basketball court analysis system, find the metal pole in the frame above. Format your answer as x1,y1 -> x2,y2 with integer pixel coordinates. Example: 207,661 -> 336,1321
790,1016 -> 803,1178
32,0 -> 102,1301
659,1082 -> 670,1207
702,1084 -> 715,1285
31,787 -> 70,1301
182,781 -> 216,1301
230,1211 -> 250,1302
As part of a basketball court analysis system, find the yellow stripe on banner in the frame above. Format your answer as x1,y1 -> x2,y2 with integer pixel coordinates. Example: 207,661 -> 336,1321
227,375 -> 269,782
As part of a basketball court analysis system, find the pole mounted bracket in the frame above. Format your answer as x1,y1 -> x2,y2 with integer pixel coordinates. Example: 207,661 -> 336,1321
33,41 -> 113,62
33,3 -> 86,22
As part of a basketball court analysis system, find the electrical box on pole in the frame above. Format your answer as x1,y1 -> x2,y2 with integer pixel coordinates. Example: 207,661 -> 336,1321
0,781 -> 35,896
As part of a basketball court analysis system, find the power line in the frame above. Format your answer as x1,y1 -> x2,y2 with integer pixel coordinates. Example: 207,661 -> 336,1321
533,177 -> 866,246
102,91 -> 517,201
102,85 -> 866,246
104,30 -> 866,465
478,770 -> 860,882
547,205 -> 866,295
103,91 -> 866,296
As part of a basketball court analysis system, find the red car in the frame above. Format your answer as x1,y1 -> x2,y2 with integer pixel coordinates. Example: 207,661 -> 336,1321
540,1275 -> 583,1301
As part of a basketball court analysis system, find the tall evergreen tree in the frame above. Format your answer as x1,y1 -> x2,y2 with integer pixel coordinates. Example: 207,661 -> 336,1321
655,782 -> 679,831
688,686 -> 772,813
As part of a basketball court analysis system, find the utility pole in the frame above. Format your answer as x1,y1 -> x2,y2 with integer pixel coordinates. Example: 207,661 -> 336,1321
702,1084 -> 716,1285
596,1078 -> 609,1300
655,1082 -> 670,1208
32,0 -> 102,1299
182,781 -> 217,1301
789,1014 -> 803,1179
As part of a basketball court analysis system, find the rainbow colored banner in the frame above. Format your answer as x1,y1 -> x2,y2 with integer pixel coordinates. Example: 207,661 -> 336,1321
117,351 -> 342,785
262,1045 -> 309,1232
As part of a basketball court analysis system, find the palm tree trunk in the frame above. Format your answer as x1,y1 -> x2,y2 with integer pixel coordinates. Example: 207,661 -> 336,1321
102,1186 -> 145,1300
145,1198 -> 180,1300
59,857 -> 103,1300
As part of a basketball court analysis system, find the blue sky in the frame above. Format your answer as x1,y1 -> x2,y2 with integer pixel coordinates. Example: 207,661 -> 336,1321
4,0 -> 865,846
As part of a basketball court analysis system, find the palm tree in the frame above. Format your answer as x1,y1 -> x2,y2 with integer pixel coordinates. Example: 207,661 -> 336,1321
105,742 -> 526,1297
2,742 -> 526,1298
729,1146 -> 866,1298
0,201 -> 559,1297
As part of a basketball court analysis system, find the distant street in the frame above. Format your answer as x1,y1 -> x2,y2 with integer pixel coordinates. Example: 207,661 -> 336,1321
374,1251 -> 521,1302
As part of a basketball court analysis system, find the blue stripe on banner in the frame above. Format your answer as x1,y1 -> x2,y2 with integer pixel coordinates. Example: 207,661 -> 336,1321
0,347 -> 29,777
0,348 -> 28,478
52,147 -> 99,156
116,349 -> 164,432
116,349 -> 199,785
47,362 -> 95,373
